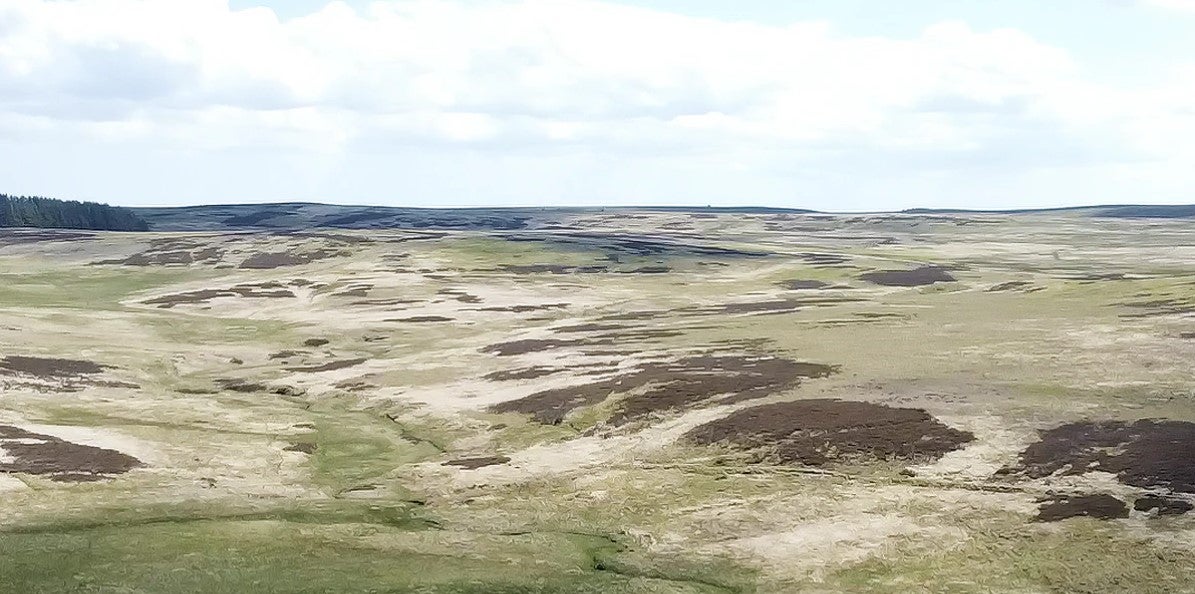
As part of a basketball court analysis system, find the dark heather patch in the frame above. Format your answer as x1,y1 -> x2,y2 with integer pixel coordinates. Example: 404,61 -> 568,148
238,250 -> 341,269
1119,298 -> 1195,319
499,231 -> 770,258
798,253 -> 850,267
492,354 -> 836,426
269,350 -> 304,360
333,288 -> 370,298
284,442 -> 318,454
0,230 -> 94,246
0,356 -> 107,378
0,424 -> 142,481
500,264 -> 606,274
860,266 -> 956,287
443,456 -> 511,470
1067,272 -> 1127,282
390,316 -> 454,323
592,328 -> 682,342
286,358 -> 367,373
1000,420 -> 1195,493
215,377 -> 301,396
481,339 -> 603,357
98,247 -> 224,267
681,296 -> 864,317
1181,332 -> 1195,340
598,310 -> 666,321
988,281 -> 1036,292
779,280 -> 830,291
303,338 -> 330,347
686,399 -> 973,466
215,379 -> 267,393
1134,495 -> 1194,516
1035,494 -> 1129,522
553,323 -> 627,334
334,381 -> 376,392
477,303 -> 570,313
143,284 -> 297,308
701,299 -> 804,315
438,289 -> 483,304
484,367 -> 561,381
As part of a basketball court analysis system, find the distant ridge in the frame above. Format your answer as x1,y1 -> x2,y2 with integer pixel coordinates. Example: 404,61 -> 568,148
131,202 -> 1195,232
6,196 -> 1194,232
905,204 -> 1195,218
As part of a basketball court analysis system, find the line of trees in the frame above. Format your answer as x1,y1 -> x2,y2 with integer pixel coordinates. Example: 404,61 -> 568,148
0,194 -> 148,231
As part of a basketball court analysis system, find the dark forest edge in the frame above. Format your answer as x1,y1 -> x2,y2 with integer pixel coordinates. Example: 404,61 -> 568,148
1,194 -> 148,232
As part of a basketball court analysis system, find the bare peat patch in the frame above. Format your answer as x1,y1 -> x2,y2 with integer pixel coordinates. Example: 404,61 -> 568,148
0,425 -> 142,482
686,399 -> 974,466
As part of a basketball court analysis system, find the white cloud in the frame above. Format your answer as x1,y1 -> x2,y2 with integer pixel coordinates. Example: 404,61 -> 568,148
0,0 -> 1193,208
1142,0 -> 1195,12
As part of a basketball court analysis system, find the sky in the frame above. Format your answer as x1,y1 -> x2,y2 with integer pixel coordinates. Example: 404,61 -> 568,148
2,0 -> 1194,210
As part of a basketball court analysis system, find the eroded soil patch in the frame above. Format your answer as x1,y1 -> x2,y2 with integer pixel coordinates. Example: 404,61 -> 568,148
0,425 -> 142,482
686,399 -> 973,466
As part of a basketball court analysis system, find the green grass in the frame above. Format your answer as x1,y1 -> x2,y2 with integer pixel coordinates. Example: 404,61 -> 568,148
308,414 -> 444,496
0,267 -> 211,310
828,519 -> 1195,594
0,503 -> 742,593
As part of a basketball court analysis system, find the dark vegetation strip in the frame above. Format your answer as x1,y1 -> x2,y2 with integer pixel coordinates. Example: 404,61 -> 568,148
0,503 -> 434,535
0,194 -> 148,231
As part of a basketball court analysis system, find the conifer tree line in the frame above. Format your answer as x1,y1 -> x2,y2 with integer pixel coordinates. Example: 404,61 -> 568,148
0,194 -> 149,231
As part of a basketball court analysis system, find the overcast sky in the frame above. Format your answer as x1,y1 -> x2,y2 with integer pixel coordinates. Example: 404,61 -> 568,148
2,0 -> 1194,210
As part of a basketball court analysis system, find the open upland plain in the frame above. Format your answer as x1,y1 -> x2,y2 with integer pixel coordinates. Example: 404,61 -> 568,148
4,209 -> 1195,592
